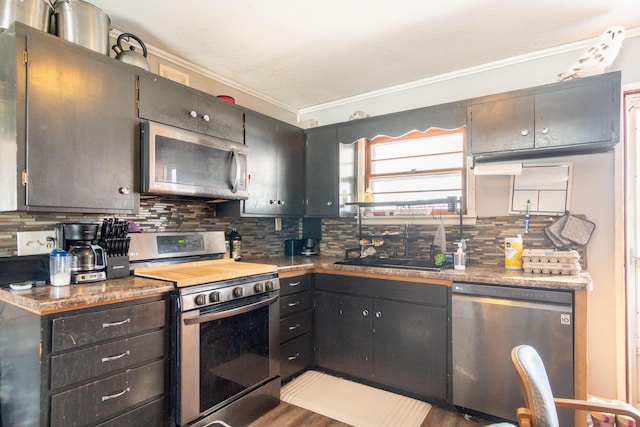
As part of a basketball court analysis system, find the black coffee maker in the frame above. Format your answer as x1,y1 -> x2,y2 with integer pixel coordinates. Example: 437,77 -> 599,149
57,223 -> 106,283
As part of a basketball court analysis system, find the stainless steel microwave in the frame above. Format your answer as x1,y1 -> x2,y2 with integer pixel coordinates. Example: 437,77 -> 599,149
140,121 -> 249,199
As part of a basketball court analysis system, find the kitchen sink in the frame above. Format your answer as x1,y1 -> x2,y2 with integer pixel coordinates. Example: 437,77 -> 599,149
334,257 -> 452,271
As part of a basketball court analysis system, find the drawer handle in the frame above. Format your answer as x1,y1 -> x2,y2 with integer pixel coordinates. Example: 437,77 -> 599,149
288,323 -> 300,331
101,387 -> 130,402
288,353 -> 300,361
288,282 -> 301,287
288,300 -> 300,307
101,350 -> 130,363
102,318 -> 131,328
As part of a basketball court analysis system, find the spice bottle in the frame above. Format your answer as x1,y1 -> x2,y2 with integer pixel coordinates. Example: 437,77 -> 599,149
228,228 -> 242,261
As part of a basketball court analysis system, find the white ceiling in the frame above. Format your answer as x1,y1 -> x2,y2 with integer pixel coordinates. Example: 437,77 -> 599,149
88,0 -> 640,112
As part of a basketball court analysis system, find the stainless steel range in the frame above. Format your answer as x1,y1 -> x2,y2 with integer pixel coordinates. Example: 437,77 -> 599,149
130,231 -> 281,427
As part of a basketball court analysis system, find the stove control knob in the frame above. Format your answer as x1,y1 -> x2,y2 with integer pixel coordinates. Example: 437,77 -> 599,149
265,280 -> 274,291
194,294 -> 207,306
254,282 -> 264,293
233,287 -> 244,298
209,291 -> 221,303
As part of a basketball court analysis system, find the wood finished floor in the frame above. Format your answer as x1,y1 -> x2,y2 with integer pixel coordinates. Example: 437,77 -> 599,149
247,401 -> 493,427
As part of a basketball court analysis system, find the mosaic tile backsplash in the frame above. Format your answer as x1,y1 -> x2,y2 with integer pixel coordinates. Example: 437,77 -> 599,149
0,198 -> 585,267
320,215 -> 586,268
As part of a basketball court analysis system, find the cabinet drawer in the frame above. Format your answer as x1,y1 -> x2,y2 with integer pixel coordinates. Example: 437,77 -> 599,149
280,291 -> 312,317
96,396 -> 166,427
280,310 -> 312,343
280,333 -> 312,381
50,359 -> 165,427
51,329 -> 165,389
279,275 -> 312,296
52,300 -> 166,352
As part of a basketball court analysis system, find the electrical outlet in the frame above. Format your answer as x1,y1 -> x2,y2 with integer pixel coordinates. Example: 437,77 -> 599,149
17,230 -> 57,256
275,217 -> 282,232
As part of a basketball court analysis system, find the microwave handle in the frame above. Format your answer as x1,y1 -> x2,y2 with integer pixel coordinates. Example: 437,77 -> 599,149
229,150 -> 240,193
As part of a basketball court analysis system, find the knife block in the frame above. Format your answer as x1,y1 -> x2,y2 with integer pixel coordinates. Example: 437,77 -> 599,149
106,255 -> 130,279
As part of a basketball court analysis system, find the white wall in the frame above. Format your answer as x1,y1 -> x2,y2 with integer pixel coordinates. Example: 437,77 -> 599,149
299,34 -> 640,399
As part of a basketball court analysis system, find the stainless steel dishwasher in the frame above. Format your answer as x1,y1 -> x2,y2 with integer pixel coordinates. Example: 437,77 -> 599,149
452,282 -> 574,425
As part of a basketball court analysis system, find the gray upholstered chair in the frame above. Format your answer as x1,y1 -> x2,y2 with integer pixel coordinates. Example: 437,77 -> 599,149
511,344 -> 640,427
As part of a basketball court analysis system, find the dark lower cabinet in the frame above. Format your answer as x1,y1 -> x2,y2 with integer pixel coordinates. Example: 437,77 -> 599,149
50,360 -> 165,426
280,333 -> 313,381
314,290 -> 373,379
314,274 -> 449,402
0,296 -> 168,427
95,397 -> 165,427
279,274 -> 314,382
372,298 -> 447,398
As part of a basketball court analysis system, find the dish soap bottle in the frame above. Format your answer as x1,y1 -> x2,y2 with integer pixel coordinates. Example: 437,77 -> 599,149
228,227 -> 242,261
363,187 -> 374,203
454,242 -> 466,271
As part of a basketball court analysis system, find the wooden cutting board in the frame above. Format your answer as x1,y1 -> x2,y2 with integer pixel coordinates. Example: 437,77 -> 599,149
134,259 -> 278,287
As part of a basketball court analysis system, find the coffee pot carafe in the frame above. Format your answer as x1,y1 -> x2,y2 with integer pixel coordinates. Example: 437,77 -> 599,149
68,244 -> 106,272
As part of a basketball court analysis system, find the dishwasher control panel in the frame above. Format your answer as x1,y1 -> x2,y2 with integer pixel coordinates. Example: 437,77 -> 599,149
452,282 -> 573,305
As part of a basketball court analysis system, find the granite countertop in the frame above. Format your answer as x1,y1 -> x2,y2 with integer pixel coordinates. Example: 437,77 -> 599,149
264,255 -> 593,291
0,256 -> 591,315
0,276 -> 174,315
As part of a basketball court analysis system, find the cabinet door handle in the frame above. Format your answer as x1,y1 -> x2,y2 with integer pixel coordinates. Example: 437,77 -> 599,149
101,350 -> 130,363
229,150 -> 240,194
118,186 -> 130,195
362,309 -> 369,317
202,114 -> 210,122
288,300 -> 300,307
288,353 -> 300,361
540,127 -> 549,134
102,318 -> 131,328
189,110 -> 197,118
288,323 -> 300,331
278,200 -> 284,205
375,311 -> 382,318
101,387 -> 130,402
520,129 -> 529,136
326,201 -> 334,206
288,281 -> 301,287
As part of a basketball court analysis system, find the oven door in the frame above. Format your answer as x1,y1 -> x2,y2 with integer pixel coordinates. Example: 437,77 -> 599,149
176,290 -> 280,426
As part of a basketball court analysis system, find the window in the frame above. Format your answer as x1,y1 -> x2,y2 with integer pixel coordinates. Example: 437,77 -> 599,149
364,127 -> 466,210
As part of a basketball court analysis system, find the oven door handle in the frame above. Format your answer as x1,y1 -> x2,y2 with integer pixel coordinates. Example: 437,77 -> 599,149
184,294 -> 278,325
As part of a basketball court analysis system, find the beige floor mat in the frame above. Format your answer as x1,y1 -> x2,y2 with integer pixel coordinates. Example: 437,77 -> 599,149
281,370 -> 431,427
